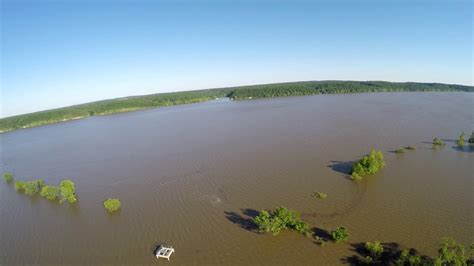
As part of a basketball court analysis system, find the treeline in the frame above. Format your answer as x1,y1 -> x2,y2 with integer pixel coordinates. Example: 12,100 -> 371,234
0,88 -> 232,133
227,81 -> 473,100
1,81 -> 472,133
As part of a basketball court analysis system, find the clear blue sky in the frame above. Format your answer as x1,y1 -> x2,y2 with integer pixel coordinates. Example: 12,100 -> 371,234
1,0 -> 472,117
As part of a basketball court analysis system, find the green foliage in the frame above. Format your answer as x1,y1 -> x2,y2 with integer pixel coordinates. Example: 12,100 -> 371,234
395,249 -> 423,266
405,145 -> 416,151
14,179 -> 44,195
3,172 -> 13,183
365,241 -> 384,258
40,185 -> 61,201
0,88 -> 233,133
228,81 -> 473,100
432,138 -> 445,149
1,81 -> 472,133
104,198 -> 121,212
60,180 -> 77,203
469,132 -> 474,144
253,207 -> 310,236
312,191 -> 327,199
350,150 -> 385,180
14,181 -> 26,191
331,226 -> 349,243
457,132 -> 465,147
395,148 -> 406,154
434,237 -> 468,266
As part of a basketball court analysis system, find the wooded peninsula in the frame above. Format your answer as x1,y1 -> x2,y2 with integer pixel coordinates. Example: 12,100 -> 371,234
1,80 -> 472,133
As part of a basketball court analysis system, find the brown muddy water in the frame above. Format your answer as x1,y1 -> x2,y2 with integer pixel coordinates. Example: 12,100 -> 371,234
0,93 -> 473,265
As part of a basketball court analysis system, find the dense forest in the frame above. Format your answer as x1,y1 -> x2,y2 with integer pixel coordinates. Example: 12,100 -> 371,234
1,81 -> 472,133
227,81 -> 473,99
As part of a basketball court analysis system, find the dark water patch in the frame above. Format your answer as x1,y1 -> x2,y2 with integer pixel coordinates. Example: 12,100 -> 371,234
224,208 -> 260,233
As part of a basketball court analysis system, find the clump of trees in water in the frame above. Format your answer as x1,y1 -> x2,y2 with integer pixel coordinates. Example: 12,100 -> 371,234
405,145 -> 416,151
331,226 -> 350,243
457,132 -> 466,147
350,150 -> 385,181
432,138 -> 445,149
356,237 -> 472,265
7,174 -> 77,204
253,207 -> 310,236
15,179 -> 44,195
312,191 -> 327,199
3,172 -> 13,183
469,132 -> 474,144
104,198 -> 121,212
395,148 -> 406,154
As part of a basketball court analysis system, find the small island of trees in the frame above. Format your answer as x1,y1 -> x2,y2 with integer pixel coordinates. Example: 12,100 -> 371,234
350,150 -> 385,181
104,198 -> 121,212
3,172 -> 13,183
254,207 -> 310,236
13,177 -> 77,203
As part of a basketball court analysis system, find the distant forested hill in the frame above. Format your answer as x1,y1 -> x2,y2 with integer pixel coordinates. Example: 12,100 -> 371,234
1,81 -> 472,133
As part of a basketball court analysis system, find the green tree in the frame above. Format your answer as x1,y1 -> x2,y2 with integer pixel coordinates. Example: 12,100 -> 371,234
457,132 -> 465,147
104,198 -> 121,212
351,150 -> 385,180
40,185 -> 60,201
15,181 -> 26,192
254,207 -> 310,236
3,172 -> 13,183
365,241 -> 384,258
331,226 -> 349,243
433,138 -> 445,148
395,249 -> 423,266
469,132 -> 474,144
14,179 -> 44,195
60,179 -> 77,203
434,237 -> 468,266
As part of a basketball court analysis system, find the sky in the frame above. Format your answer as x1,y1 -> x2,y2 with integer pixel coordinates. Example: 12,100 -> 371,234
1,0 -> 472,118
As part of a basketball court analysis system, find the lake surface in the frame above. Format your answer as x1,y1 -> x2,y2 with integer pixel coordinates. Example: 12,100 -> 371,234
1,92 -> 473,265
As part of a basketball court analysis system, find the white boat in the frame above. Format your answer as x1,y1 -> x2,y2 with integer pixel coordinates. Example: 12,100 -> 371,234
155,245 -> 175,260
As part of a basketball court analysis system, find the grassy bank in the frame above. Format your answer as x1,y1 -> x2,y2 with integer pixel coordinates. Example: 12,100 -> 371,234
1,81 -> 472,133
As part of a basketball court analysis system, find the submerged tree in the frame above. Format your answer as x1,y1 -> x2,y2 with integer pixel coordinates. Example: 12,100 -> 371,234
331,226 -> 349,243
40,185 -> 61,201
59,179 -> 77,203
3,172 -> 13,183
433,138 -> 445,149
469,132 -> 474,144
434,237 -> 468,266
254,207 -> 310,236
14,179 -> 44,195
365,241 -> 384,258
104,198 -> 121,212
457,132 -> 465,147
350,150 -> 385,181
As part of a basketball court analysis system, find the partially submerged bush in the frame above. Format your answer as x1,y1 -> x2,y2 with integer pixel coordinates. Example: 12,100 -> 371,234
469,132 -> 474,144
14,179 -> 44,195
254,207 -> 310,236
432,138 -> 445,148
40,185 -> 61,201
365,241 -> 384,258
395,148 -> 405,154
3,172 -> 13,183
395,249 -> 423,266
331,226 -> 349,243
350,150 -> 385,180
457,132 -> 465,147
59,180 -> 77,203
405,145 -> 416,151
104,198 -> 121,212
434,237 -> 468,266
312,191 -> 327,199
